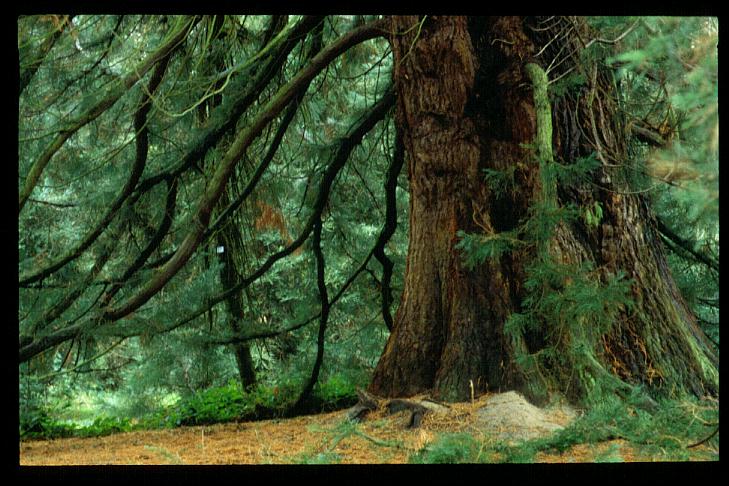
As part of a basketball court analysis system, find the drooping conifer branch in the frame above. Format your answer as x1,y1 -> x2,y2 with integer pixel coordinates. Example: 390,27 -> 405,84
207,18 -> 326,237
20,16 -> 324,288
19,15 -> 74,96
102,19 -> 388,323
19,85 -> 393,363
100,176 -> 179,307
98,90 -> 394,345
128,16 -> 325,198
656,217 -> 719,273
206,224 -> 387,345
20,51 -> 174,287
143,89 -> 395,340
18,16 -> 198,214
27,223 -> 121,338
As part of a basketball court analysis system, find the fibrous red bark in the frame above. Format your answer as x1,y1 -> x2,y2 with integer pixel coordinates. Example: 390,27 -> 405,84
369,16 -> 718,403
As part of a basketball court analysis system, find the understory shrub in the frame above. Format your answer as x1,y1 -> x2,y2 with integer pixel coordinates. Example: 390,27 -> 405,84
20,407 -> 76,440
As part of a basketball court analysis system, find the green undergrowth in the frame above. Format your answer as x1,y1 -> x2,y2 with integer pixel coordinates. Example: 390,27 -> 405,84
410,432 -> 484,464
410,396 -> 719,463
20,408 -> 134,440
159,374 -> 360,427
20,373 -> 361,440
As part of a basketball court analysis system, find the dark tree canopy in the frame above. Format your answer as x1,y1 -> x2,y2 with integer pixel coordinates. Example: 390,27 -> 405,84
18,16 -> 718,415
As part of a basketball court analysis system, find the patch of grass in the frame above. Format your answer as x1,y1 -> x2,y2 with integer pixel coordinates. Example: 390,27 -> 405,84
410,432 -> 481,464
293,451 -> 342,464
22,368 -> 367,441
493,442 -> 540,463
172,381 -> 248,426
21,408 -> 135,440
155,380 -> 301,427
179,373 -> 362,424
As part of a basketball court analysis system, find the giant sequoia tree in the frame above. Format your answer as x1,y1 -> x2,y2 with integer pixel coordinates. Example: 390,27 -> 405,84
368,16 -> 718,403
18,15 -> 717,410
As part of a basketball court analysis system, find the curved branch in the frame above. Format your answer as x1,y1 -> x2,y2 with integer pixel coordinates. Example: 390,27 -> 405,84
24,71 -> 192,337
687,424 -> 719,449
20,51 -> 174,286
102,90 -> 394,345
373,124 -> 404,331
106,236 -> 374,344
41,16 -> 124,109
292,217 -> 329,410
53,283 -> 109,333
630,120 -> 667,147
20,321 -> 88,364
113,15 -> 322,274
19,55 -> 392,366
101,176 -> 179,306
19,178 -> 177,362
19,15 -> 74,96
262,15 -> 289,48
193,88 -> 395,323
37,338 -> 127,381
208,97 -> 300,237
210,245 -> 379,346
582,19 -> 640,50
18,16 -> 197,214
207,18 -> 325,236
102,18 -> 388,322
128,15 -> 325,197
656,217 -> 719,273
24,220 -> 122,342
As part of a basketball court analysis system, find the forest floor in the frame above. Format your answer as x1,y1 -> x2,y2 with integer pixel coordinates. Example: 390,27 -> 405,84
19,392 -> 718,465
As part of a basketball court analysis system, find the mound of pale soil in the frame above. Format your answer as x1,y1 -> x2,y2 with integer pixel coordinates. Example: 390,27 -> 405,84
475,391 -> 577,443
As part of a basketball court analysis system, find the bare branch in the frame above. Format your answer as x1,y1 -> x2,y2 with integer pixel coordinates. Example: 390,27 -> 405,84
583,19 -> 641,50
656,218 -> 719,273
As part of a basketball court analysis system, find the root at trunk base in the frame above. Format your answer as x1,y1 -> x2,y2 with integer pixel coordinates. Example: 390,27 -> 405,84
347,388 -> 577,443
347,389 -> 451,428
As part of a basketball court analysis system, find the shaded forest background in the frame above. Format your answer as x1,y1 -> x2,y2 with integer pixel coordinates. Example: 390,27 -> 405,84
18,15 -> 717,446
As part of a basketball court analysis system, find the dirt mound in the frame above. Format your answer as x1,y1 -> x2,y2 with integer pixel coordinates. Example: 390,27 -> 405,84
475,391 -> 577,443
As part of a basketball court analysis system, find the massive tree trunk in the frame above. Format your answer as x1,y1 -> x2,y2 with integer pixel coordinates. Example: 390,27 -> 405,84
369,16 -> 718,404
